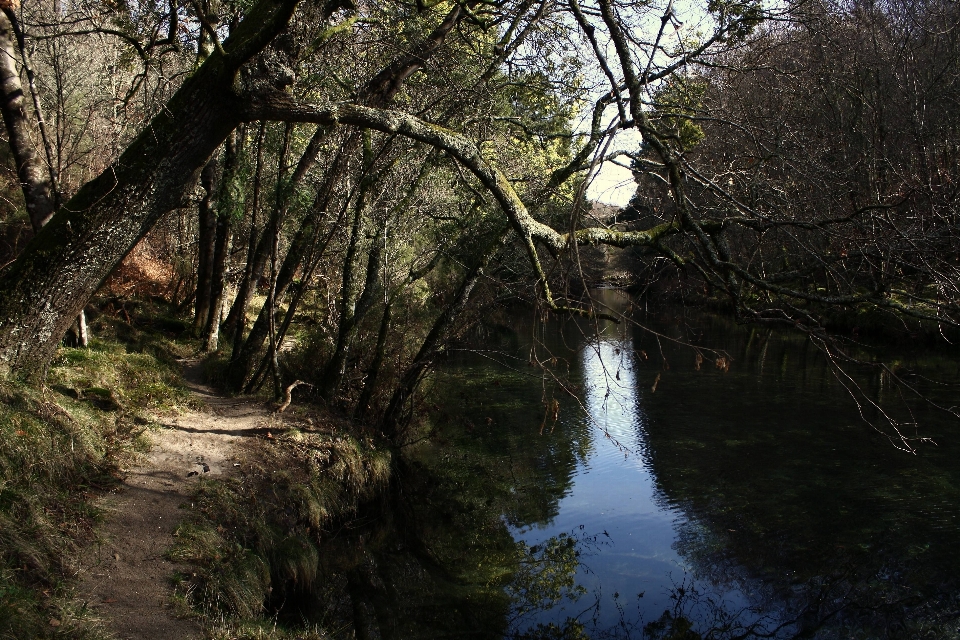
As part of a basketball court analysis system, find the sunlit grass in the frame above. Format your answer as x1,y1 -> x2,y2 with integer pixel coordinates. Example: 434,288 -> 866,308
0,304 -> 197,639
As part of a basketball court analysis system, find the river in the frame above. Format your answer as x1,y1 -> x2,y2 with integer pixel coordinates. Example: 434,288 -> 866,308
340,289 -> 960,639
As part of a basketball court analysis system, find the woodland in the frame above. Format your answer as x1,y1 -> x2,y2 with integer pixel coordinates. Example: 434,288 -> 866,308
0,0 -> 957,427
0,0 -> 958,636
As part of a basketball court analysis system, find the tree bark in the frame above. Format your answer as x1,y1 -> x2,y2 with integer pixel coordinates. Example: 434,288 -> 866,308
204,129 -> 241,351
229,141 -> 351,392
193,157 -> 218,333
0,11 -> 56,232
318,139 -> 374,400
0,0 -> 313,379
354,299 -> 391,422
324,151 -> 434,403
226,122 -> 267,355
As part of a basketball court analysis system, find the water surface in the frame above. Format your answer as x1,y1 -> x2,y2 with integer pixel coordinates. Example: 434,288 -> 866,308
417,291 -> 960,638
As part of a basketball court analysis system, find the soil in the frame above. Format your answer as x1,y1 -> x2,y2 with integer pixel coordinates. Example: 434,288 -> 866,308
76,361 -> 276,640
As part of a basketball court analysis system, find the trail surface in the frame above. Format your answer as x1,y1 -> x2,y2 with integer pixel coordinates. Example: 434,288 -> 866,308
77,361 -> 273,640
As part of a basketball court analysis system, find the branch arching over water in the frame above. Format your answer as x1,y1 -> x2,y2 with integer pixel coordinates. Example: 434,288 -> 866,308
244,95 -> 683,312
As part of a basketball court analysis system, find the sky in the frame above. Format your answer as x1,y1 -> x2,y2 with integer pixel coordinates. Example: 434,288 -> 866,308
585,160 -> 635,207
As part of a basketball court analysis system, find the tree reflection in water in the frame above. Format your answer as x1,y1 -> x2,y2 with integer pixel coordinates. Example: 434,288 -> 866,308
300,294 -> 960,639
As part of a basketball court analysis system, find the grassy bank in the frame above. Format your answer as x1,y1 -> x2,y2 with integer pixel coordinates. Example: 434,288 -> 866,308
0,295 -> 396,640
0,304 -> 196,639
168,412 -> 391,639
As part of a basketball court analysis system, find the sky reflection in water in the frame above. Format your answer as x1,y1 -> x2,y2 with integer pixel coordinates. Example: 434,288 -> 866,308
487,292 -> 960,638
512,335 -> 756,633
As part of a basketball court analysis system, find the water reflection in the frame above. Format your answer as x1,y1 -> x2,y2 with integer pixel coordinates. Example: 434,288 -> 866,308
484,294 -> 959,638
302,295 -> 960,639
514,326 -> 762,637
580,338 -> 645,460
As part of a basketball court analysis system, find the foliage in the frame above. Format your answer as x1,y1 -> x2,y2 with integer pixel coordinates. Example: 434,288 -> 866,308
0,0 -> 958,635
509,534 -> 588,622
648,76 -> 708,153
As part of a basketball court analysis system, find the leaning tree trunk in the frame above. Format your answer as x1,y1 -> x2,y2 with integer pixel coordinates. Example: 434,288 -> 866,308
0,11 -> 56,232
228,140 -> 352,392
0,9 -> 91,348
318,152 -> 374,400
0,0 -> 311,379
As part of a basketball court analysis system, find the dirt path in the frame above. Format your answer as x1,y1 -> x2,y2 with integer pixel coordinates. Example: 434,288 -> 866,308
76,361 -> 274,640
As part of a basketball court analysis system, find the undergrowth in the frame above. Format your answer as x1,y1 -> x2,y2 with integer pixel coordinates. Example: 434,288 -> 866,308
0,303 -> 196,639
169,416 -> 391,638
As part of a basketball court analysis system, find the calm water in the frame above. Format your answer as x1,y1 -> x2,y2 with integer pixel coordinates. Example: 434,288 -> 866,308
418,292 -> 960,637
339,291 -> 960,639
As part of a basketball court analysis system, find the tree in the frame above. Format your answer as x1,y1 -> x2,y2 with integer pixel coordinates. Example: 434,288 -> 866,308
0,9 -> 56,232
0,0 -> 316,376
0,0 -> 955,432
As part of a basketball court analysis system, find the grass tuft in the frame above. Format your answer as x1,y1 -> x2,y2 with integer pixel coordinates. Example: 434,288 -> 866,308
169,421 -> 392,634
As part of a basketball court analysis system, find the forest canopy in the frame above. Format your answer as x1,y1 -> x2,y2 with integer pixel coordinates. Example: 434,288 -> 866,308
0,0 -> 956,441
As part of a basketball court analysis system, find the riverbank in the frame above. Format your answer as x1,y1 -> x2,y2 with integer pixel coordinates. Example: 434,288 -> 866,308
0,300 -> 392,639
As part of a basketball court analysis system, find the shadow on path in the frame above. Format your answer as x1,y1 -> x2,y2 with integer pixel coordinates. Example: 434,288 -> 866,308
76,357 -> 274,640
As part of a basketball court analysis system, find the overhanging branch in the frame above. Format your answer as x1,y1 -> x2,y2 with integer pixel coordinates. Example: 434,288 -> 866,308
243,95 -> 685,257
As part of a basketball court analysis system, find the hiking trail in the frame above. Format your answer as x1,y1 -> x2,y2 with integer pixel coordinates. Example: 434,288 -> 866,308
76,361 -> 276,640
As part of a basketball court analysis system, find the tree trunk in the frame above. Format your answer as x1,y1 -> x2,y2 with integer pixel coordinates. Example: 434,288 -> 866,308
0,10 -> 94,350
229,141 -> 351,392
193,157 -> 218,334
319,150 -> 373,400
227,4 -> 474,390
226,121 -> 266,352
225,121 -> 330,346
235,202 -> 330,393
266,194 -> 283,399
77,307 -> 88,348
0,0 -> 309,379
354,299 -> 392,422
0,11 -> 56,231
204,129 -> 241,351
320,142 -> 437,402
2,8 -> 61,209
